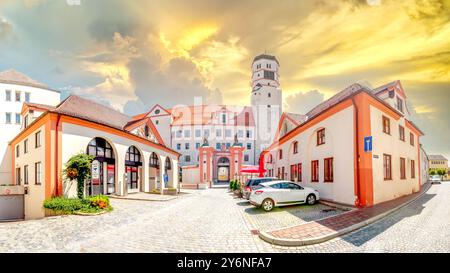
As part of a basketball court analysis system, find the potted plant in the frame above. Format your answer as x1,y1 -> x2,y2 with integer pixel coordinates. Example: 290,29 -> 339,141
234,180 -> 243,197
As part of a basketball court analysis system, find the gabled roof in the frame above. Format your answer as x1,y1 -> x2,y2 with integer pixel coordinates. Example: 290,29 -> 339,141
272,112 -> 308,142
131,104 -> 171,122
306,83 -> 367,119
22,102 -> 56,112
53,95 -> 132,130
0,69 -> 59,92
284,112 -> 307,125
124,117 -> 166,146
372,80 -> 406,99
21,102 -> 56,115
428,155 -> 448,161
264,82 -> 413,152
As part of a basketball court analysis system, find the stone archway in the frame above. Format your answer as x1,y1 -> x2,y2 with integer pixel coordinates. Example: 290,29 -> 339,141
217,157 -> 230,183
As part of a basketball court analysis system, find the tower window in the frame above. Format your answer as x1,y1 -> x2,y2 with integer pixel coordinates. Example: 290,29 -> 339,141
264,70 -> 275,80
268,93 -> 271,98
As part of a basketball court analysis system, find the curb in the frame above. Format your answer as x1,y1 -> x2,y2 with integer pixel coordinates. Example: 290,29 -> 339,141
74,210 -> 109,216
109,195 -> 178,202
259,182 -> 432,246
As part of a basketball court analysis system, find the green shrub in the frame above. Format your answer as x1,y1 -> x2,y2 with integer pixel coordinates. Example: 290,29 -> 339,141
235,181 -> 242,191
230,180 -> 236,190
43,197 -> 84,212
43,195 -> 112,214
87,195 -> 110,209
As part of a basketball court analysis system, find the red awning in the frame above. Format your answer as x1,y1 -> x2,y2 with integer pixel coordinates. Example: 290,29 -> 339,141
240,165 -> 264,174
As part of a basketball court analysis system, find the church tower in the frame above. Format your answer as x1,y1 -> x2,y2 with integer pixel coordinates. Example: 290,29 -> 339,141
250,54 -> 282,162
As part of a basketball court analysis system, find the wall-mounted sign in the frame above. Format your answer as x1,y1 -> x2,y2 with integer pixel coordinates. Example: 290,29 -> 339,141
373,155 -> 379,159
364,136 -> 373,152
91,160 -> 100,185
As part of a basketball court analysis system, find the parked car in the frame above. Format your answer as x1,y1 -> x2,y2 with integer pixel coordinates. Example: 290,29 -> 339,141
249,180 -> 320,212
430,174 -> 442,184
243,177 -> 280,199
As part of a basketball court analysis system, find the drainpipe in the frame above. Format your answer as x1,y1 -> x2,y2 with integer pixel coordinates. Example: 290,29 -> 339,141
54,114 -> 61,196
352,98 -> 361,207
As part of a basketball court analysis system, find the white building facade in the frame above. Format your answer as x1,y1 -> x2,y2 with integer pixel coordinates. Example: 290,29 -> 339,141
261,82 -> 425,207
0,69 -> 60,184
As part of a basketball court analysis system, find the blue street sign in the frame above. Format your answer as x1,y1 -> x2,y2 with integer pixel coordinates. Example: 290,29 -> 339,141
364,136 -> 372,152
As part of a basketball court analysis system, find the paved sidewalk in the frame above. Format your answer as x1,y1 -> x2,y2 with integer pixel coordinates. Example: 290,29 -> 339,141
261,183 -> 431,246
110,192 -> 181,201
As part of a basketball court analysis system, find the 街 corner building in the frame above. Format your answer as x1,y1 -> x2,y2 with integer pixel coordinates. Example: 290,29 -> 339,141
261,81 -> 426,207
8,95 -> 180,220
0,54 -> 428,221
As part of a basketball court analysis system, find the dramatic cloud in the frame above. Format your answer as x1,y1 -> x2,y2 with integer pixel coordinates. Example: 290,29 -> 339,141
284,90 -> 325,114
0,0 -> 449,157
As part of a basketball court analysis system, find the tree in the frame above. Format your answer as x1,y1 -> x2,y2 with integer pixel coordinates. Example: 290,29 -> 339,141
64,153 -> 95,199
429,169 -> 436,175
437,169 -> 446,180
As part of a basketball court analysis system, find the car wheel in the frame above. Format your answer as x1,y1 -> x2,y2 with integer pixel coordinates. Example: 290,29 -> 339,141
306,194 -> 316,205
262,198 -> 274,212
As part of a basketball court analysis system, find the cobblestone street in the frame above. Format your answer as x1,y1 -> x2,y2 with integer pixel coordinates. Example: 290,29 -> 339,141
0,183 -> 448,253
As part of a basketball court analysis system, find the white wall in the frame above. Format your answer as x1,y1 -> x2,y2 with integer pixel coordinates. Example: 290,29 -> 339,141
265,105 -> 355,205
370,106 -> 420,203
182,167 -> 200,184
61,122 -> 179,197
0,82 -> 60,184
171,124 -> 257,166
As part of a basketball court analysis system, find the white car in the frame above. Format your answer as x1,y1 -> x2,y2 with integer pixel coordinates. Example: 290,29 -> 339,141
430,175 -> 442,184
249,180 -> 320,212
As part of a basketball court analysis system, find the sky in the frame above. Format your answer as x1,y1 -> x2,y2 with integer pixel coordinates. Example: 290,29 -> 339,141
0,0 -> 449,159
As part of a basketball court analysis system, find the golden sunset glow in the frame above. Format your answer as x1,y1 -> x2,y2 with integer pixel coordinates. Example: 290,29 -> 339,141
0,0 -> 448,157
